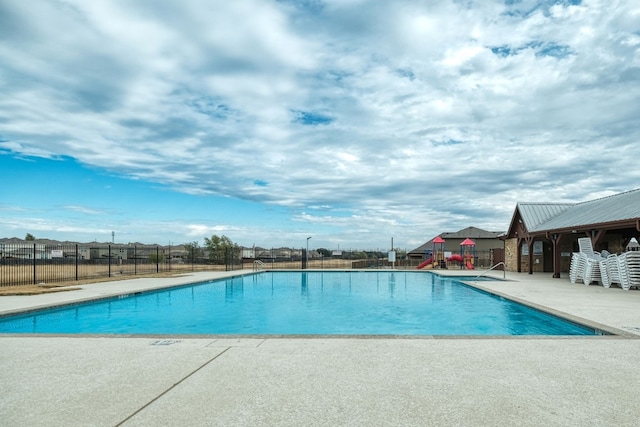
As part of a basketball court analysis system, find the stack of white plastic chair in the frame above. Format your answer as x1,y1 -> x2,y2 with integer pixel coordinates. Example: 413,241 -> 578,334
617,252 -> 630,290
577,238 -> 603,286
605,254 -> 622,288
599,257 -> 611,288
582,255 -> 601,285
597,250 -> 611,287
624,252 -> 640,290
569,252 -> 584,283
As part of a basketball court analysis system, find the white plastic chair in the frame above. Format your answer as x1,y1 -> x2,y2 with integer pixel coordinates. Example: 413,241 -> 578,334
570,252 -> 585,284
605,254 -> 622,288
624,252 -> 640,290
582,256 -> 601,286
575,238 -> 604,286
578,238 -> 595,256
617,253 -> 631,290
599,258 -> 611,288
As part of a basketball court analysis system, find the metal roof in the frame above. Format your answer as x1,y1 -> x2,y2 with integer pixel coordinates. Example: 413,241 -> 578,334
517,203 -> 574,231
526,189 -> 640,232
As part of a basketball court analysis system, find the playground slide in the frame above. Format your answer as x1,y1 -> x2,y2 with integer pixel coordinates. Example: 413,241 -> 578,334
466,261 -> 475,270
416,255 -> 434,269
447,254 -> 463,263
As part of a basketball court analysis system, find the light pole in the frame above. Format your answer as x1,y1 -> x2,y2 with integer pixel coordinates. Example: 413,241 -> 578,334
306,236 -> 312,269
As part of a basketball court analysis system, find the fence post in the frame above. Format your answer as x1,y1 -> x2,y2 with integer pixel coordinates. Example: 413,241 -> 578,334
108,245 -> 112,277
156,246 -> 159,273
33,243 -> 37,284
75,244 -> 78,281
134,246 -> 137,275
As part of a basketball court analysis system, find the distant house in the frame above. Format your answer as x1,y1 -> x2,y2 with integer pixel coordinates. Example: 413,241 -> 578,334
0,239 -> 181,262
0,239 -> 93,260
0,239 -> 61,260
0,243 -> 49,260
254,247 -> 297,260
409,226 -> 504,259
90,244 -> 128,260
164,244 -> 188,262
77,247 -> 91,260
242,247 -> 256,259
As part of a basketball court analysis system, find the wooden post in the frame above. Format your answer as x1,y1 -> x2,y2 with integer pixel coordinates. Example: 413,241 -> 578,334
526,237 -> 534,274
551,233 -> 562,278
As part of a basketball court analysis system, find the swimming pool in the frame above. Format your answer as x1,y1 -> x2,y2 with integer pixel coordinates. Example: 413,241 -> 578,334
0,271 -> 598,335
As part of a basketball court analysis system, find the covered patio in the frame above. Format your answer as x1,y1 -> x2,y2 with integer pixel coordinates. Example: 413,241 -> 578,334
504,189 -> 640,278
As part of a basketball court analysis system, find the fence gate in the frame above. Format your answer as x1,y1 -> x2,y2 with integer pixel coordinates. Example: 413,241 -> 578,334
492,248 -> 505,270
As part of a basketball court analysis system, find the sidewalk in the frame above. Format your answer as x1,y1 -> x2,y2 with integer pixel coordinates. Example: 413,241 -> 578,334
0,271 -> 246,316
1,270 -> 640,426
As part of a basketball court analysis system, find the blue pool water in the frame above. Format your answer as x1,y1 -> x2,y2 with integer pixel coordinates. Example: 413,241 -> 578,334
0,271 -> 597,335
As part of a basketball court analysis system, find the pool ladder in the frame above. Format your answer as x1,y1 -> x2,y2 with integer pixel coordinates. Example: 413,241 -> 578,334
473,262 -> 506,280
253,260 -> 266,271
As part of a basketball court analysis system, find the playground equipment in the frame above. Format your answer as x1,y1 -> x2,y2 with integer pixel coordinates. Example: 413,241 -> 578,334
433,236 -> 446,268
417,235 -> 455,269
465,257 -> 475,270
460,238 -> 476,270
416,254 -> 435,269
447,254 -> 463,263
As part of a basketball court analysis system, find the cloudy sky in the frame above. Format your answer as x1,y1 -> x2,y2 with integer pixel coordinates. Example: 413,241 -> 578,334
1,0 -> 639,251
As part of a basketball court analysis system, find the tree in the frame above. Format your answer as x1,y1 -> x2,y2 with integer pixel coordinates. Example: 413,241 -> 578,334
183,241 -> 203,262
316,248 -> 332,257
149,252 -> 165,264
25,233 -> 35,241
394,249 -> 407,260
351,251 -> 368,260
204,234 -> 236,264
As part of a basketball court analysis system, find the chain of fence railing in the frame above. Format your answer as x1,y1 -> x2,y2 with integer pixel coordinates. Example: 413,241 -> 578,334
0,244 -> 246,287
1,243 -> 500,287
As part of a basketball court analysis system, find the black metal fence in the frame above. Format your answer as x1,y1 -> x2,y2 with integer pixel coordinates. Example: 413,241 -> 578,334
1,243 -> 502,287
255,250 -> 498,270
0,243 -> 244,287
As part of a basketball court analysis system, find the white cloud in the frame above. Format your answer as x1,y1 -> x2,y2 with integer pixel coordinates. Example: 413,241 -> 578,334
1,0 -> 639,249
61,205 -> 109,216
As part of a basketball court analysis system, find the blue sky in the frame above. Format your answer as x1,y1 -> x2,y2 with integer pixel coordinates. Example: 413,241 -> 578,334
1,0 -> 639,251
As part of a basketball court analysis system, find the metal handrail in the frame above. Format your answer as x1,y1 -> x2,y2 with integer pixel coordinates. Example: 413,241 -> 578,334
253,260 -> 266,271
473,262 -> 506,280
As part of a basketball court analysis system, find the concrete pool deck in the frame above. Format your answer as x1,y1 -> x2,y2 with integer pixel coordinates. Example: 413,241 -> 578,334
1,270 -> 640,426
